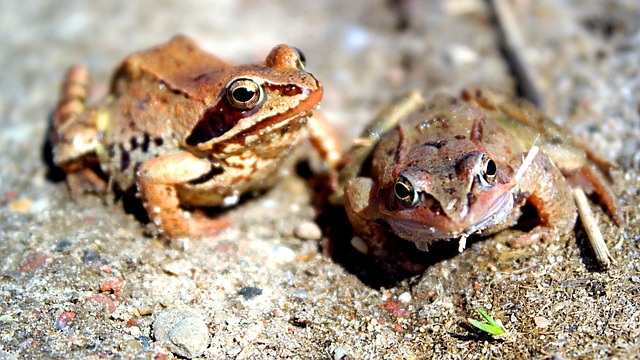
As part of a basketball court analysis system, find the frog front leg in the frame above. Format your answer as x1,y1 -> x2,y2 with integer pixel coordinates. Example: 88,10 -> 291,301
137,151 -> 229,239
330,92 -> 424,205
306,112 -> 343,189
344,178 -> 385,249
510,152 -> 578,246
344,177 -> 425,273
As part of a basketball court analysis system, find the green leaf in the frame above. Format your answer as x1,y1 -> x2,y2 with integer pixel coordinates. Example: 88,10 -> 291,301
468,308 -> 505,336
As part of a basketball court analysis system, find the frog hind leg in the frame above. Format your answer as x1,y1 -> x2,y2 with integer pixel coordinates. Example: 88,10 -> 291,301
464,87 -> 622,227
136,151 -> 230,240
51,64 -> 106,193
563,164 -> 622,226
510,152 -> 578,247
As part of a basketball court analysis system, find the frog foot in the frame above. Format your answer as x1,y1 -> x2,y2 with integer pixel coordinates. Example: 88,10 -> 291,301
65,168 -> 108,198
564,165 -> 622,226
507,226 -> 553,248
183,210 -> 232,238
146,213 -> 231,240
137,151 -> 235,239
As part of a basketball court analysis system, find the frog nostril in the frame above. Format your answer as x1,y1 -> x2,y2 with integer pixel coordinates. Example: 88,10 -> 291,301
467,193 -> 477,207
421,194 -> 444,216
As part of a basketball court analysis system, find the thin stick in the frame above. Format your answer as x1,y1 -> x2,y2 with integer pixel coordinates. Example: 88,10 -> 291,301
489,0 -> 544,108
572,188 -> 612,268
514,145 -> 539,184
491,0 -> 613,270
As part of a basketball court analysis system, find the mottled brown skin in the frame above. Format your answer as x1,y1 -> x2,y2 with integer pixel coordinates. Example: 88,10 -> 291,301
338,88 -> 620,271
52,35 -> 341,239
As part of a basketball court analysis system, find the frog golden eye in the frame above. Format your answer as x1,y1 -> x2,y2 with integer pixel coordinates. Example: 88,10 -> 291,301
394,176 -> 419,206
292,47 -> 306,70
226,78 -> 264,110
478,156 -> 497,187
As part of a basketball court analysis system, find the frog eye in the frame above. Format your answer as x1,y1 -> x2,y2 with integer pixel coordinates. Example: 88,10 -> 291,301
478,155 -> 497,187
226,78 -> 264,110
394,176 -> 419,206
292,47 -> 306,70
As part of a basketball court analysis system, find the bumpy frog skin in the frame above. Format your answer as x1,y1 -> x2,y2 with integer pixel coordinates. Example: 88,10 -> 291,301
336,88 -> 620,270
51,35 -> 341,239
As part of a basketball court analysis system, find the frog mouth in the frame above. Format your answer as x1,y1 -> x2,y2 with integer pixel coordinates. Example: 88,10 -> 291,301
386,192 -> 514,246
460,192 -> 514,236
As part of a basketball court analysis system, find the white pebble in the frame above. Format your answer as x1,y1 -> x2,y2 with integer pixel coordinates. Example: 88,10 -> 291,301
293,221 -> 323,240
398,292 -> 412,303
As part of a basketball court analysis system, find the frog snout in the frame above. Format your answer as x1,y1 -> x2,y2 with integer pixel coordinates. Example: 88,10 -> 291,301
420,193 -> 445,216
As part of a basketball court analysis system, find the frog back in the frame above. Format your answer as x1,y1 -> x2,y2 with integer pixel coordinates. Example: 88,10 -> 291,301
96,36 -> 229,191
371,93 -> 523,189
461,87 -> 590,172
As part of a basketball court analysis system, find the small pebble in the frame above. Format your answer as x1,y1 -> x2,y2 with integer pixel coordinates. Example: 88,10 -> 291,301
293,221 -> 323,240
334,347 -> 350,360
448,44 -> 478,66
153,308 -> 210,359
398,292 -> 412,303
351,237 -> 369,254
293,289 -> 309,299
81,250 -> 106,266
55,311 -> 76,330
225,317 -> 241,326
122,338 -> 143,352
100,279 -> 124,296
227,345 -> 242,357
137,306 -> 154,316
136,335 -> 152,348
238,286 -> 263,300
53,240 -> 73,253
127,326 -> 141,337
9,198 -> 31,213
19,252 -> 49,274
270,246 -> 296,262
161,259 -> 192,277
534,316 -> 551,328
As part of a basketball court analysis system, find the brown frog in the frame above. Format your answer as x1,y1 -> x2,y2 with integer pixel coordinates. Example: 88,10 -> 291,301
333,88 -> 620,271
51,35 -> 341,239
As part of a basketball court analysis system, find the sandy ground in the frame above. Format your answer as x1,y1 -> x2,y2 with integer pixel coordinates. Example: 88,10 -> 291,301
1,0 -> 639,358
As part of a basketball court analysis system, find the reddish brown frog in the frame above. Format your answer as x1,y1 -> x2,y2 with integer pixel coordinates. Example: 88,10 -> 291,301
333,88 -> 620,270
52,35 -> 341,239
